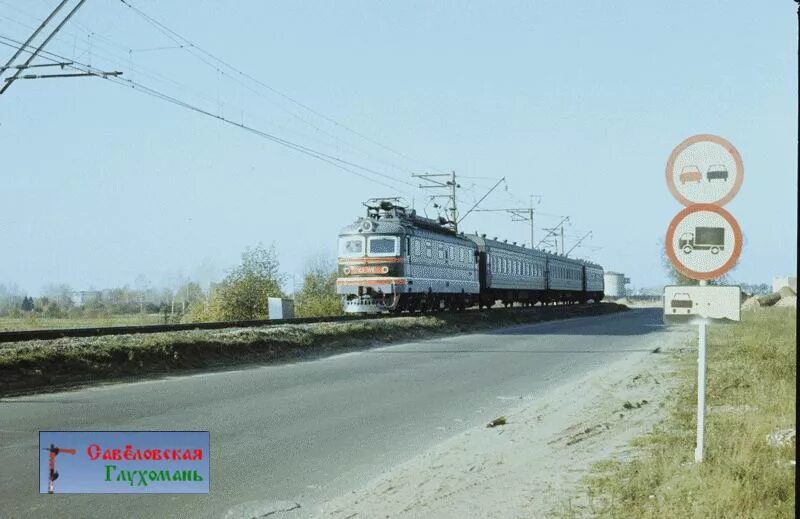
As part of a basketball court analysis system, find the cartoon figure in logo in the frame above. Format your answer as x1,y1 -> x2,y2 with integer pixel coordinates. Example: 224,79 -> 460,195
43,444 -> 76,494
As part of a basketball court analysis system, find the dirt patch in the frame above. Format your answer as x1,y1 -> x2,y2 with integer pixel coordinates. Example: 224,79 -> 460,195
0,304 -> 627,397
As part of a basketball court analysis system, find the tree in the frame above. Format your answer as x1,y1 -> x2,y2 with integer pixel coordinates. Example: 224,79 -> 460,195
175,281 -> 205,314
41,283 -> 74,310
20,296 -> 34,312
212,244 -> 285,320
295,255 -> 342,318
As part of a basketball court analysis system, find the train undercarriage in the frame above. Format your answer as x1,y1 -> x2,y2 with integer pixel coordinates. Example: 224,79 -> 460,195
342,289 -> 604,314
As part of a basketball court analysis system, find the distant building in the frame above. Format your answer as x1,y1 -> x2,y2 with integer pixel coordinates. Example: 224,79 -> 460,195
772,276 -> 797,294
70,290 -> 101,306
604,272 -> 630,298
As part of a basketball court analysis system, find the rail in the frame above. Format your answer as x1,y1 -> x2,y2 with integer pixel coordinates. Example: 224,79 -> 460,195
0,303 -> 606,344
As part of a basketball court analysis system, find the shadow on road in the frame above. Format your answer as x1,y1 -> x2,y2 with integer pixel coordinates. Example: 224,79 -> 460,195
482,308 -> 666,337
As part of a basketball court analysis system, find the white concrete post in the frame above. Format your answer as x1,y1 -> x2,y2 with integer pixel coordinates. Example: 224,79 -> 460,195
695,279 -> 709,463
695,319 -> 707,463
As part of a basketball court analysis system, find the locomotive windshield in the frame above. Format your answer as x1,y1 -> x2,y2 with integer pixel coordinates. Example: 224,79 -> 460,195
339,236 -> 365,257
367,236 -> 399,257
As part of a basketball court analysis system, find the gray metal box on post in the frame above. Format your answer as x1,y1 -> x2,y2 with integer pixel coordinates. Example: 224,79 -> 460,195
268,297 -> 295,320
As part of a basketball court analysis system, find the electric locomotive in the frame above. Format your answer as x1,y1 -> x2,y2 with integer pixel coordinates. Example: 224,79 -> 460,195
336,198 -> 480,313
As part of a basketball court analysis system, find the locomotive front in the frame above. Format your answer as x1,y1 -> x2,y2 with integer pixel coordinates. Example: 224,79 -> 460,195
336,202 -> 409,313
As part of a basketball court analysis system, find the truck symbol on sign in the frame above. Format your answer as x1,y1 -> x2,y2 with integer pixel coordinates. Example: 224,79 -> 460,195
679,226 -> 725,255
670,292 -> 693,314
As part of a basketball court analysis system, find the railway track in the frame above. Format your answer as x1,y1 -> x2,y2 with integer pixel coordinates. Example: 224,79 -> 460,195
0,303 -> 605,344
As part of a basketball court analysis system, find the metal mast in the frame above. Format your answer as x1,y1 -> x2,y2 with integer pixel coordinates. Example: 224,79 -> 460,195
413,171 -> 460,232
474,194 -> 542,247
0,0 -> 120,95
565,230 -> 593,257
539,216 -> 570,253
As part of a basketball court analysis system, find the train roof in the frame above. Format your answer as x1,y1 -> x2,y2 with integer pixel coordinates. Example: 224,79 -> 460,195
465,233 -> 602,268
338,199 -> 603,269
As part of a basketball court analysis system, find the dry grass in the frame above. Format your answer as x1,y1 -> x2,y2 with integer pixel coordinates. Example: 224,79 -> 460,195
0,314 -> 164,331
568,308 -> 796,518
0,303 -> 626,396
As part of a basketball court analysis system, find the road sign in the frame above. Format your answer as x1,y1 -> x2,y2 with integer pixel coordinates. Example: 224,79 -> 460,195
665,134 -> 744,207
664,134 -> 744,464
665,203 -> 742,281
663,285 -> 741,323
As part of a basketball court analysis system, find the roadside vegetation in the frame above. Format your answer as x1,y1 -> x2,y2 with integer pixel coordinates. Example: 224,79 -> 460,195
0,302 -> 625,396
1,244 -> 342,332
569,307 -> 796,518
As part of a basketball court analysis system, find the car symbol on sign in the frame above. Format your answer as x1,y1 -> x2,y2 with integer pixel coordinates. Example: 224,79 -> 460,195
670,292 -> 693,314
679,165 -> 702,185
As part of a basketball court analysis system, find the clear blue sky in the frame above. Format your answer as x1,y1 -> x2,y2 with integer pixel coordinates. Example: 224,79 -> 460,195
0,1 -> 796,294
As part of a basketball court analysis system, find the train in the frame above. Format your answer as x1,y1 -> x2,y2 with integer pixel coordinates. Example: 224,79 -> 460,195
336,199 -> 604,313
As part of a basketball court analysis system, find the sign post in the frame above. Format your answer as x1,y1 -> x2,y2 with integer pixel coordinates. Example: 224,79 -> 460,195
664,134 -> 744,463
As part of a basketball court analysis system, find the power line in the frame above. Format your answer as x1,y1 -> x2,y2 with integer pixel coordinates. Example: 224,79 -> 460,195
0,34 -> 414,193
117,0 -> 445,175
0,4 -> 425,183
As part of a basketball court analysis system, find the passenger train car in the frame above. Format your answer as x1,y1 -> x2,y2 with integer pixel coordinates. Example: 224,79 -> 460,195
336,199 -> 604,313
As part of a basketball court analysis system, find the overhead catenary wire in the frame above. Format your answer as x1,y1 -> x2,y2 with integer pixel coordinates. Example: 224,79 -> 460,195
0,34 -> 414,194
116,0 -> 447,175
0,4 -> 425,184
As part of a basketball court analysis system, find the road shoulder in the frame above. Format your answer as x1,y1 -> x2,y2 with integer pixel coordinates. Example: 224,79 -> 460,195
312,329 -> 683,518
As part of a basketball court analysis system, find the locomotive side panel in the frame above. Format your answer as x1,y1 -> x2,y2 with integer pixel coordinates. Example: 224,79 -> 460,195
406,232 -> 480,296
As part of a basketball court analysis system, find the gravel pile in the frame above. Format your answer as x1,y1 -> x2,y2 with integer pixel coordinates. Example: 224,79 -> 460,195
741,296 -> 762,310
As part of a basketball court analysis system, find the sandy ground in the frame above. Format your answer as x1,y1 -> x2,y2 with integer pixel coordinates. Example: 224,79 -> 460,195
311,330 -> 686,519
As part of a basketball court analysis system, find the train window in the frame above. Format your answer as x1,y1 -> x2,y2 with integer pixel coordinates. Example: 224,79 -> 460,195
338,236 -> 365,258
414,239 -> 422,256
438,245 -> 444,260
459,248 -> 465,262
367,236 -> 399,257
449,245 -> 455,261
406,237 -> 411,257
426,244 -> 432,258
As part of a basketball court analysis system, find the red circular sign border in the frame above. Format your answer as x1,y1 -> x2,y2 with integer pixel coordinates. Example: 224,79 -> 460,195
665,134 -> 744,207
665,204 -> 742,280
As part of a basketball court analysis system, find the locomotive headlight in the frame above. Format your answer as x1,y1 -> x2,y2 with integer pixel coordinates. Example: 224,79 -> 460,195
343,267 -> 351,275
381,266 -> 389,274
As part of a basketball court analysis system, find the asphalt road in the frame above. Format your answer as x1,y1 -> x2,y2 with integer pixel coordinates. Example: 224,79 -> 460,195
0,308 -> 685,518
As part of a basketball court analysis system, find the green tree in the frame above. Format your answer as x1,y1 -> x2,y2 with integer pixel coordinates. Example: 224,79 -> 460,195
295,256 -> 342,318
213,244 -> 285,320
20,296 -> 34,312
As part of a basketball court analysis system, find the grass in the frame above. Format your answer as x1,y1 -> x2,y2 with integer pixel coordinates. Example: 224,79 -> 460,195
0,314 -> 165,331
0,303 -> 626,396
570,307 -> 796,518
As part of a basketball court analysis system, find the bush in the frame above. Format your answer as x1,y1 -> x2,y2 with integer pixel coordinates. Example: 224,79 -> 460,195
757,293 -> 781,307
295,259 -> 342,318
